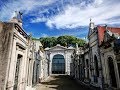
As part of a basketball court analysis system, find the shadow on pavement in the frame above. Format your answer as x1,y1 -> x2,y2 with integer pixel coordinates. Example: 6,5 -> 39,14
41,75 -> 92,90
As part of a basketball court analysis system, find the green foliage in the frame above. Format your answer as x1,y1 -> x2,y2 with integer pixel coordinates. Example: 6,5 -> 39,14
39,37 -> 57,48
39,35 -> 86,48
32,37 -> 40,41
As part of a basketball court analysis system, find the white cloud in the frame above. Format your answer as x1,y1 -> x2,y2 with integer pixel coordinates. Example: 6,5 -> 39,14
0,0 -> 57,20
40,33 -> 49,37
45,0 -> 120,29
1,0 -> 120,29
94,0 -> 103,6
31,17 -> 47,23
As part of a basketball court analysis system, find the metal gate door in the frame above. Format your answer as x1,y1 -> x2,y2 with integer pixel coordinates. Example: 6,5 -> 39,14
52,54 -> 65,74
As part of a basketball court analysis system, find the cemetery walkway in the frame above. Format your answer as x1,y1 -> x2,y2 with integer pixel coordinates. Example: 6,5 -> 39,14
35,75 -> 93,90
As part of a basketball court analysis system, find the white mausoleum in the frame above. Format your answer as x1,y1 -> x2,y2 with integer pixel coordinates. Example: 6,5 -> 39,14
45,44 -> 75,75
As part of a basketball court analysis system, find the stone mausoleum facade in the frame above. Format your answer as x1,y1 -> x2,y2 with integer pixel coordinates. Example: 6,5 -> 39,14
71,20 -> 120,90
45,44 -> 74,75
1,11 -> 120,90
0,12 -> 48,90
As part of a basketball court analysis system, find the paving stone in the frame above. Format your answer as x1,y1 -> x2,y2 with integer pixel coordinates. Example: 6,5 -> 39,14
36,75 -> 92,90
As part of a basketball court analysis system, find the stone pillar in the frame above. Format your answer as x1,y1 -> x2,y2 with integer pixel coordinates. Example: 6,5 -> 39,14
49,54 -> 52,75
65,52 -> 68,74
28,60 -> 34,86
6,37 -> 17,90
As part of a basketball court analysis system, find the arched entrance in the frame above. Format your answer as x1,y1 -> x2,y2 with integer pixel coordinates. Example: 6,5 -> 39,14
108,57 -> 117,88
52,54 -> 65,74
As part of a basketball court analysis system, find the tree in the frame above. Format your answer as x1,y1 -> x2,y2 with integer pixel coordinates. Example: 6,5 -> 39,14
39,37 -> 57,48
39,35 -> 86,48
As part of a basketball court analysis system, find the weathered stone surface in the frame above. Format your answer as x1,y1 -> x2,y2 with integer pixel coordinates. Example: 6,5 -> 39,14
45,44 -> 74,75
0,22 -> 13,90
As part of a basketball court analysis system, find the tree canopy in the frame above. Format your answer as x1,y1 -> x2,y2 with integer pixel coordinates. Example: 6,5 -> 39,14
39,35 -> 86,48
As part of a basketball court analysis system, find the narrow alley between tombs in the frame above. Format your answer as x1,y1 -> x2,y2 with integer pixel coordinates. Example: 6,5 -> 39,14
1,3 -> 120,89
35,75 -> 93,90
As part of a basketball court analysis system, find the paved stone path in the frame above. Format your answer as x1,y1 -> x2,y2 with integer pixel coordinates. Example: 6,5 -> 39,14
36,75 -> 92,90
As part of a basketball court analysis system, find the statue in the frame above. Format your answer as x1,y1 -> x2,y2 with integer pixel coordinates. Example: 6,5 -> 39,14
90,18 -> 92,23
18,11 -> 23,23
13,11 -> 23,23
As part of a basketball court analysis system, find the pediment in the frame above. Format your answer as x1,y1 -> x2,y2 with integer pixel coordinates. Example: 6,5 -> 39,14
49,45 -> 67,51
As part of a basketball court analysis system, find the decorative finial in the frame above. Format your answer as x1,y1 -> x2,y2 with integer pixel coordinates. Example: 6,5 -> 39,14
76,43 -> 78,48
90,18 -> 92,22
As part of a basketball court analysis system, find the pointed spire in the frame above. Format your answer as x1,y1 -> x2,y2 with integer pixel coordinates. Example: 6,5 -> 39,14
89,18 -> 94,30
88,18 -> 95,36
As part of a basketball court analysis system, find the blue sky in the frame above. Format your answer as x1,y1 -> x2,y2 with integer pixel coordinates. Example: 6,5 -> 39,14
0,0 -> 120,39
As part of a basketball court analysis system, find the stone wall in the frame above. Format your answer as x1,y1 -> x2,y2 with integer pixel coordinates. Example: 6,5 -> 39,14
0,22 -> 14,90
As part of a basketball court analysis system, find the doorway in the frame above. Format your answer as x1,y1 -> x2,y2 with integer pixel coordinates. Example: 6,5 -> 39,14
108,57 -> 117,88
13,54 -> 22,90
52,54 -> 65,74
